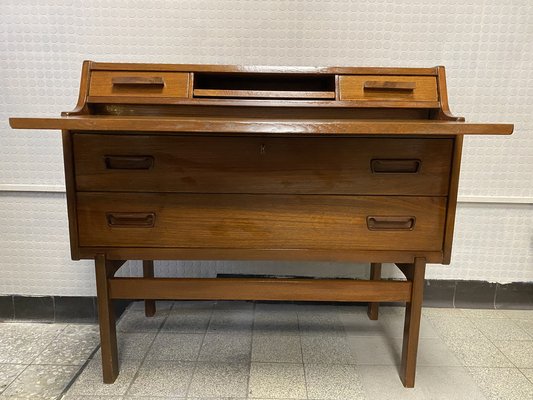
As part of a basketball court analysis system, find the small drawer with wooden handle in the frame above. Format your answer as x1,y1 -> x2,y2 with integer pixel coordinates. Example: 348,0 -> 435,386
88,71 -> 190,99
73,134 -> 453,196
339,75 -> 438,103
76,193 -> 446,251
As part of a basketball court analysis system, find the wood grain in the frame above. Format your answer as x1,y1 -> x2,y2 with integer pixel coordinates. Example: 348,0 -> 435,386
76,193 -> 447,251
73,135 -> 453,195
339,75 -> 438,102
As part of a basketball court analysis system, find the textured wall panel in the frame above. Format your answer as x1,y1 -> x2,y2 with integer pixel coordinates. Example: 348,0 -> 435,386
0,0 -> 531,295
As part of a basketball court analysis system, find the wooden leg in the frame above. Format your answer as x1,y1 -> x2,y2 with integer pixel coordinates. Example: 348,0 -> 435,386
95,254 -> 119,384
367,262 -> 382,320
143,260 -> 156,317
399,257 -> 426,388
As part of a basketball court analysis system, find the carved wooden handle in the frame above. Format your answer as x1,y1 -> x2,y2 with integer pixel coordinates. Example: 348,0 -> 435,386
367,216 -> 416,231
111,76 -> 165,86
371,159 -> 421,173
106,212 -> 155,228
104,155 -> 154,170
363,81 -> 416,91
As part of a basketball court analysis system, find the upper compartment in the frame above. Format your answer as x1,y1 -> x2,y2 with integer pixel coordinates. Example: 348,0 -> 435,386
192,72 -> 335,100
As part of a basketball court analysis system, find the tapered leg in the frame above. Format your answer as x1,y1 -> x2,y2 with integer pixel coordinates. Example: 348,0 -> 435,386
95,254 -> 119,384
399,257 -> 426,388
367,262 -> 382,320
143,260 -> 156,317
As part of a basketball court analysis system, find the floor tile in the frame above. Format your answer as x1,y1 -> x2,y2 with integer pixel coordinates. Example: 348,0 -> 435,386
468,367 -> 533,400
128,300 -> 174,312
126,360 -> 194,397
0,323 -> 65,364
1,364 -> 78,399
380,314 -> 440,339
207,310 -> 254,334
188,362 -> 249,398
513,319 -> 533,338
493,340 -> 533,368
426,316 -> 484,340
252,334 -> 302,363
471,317 -> 531,341
499,310 -> 533,319
93,332 -> 156,361
172,300 -> 216,310
0,364 -> 26,394
66,358 -> 141,396
33,324 -> 99,365
339,309 -> 389,337
146,332 -> 203,362
422,307 -> 466,318
298,309 -> 344,335
521,368 -> 533,384
301,333 -> 356,364
161,308 -> 212,334
248,362 -> 306,399
214,300 -> 254,311
359,365 -> 486,399
305,363 -> 364,399
62,395 -> 124,400
198,333 -> 251,363
442,336 -> 513,367
117,310 -> 168,333
254,309 -> 299,335
459,308 -> 508,319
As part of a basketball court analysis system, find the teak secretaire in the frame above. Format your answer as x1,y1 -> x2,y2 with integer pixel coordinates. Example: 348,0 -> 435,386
10,61 -> 513,387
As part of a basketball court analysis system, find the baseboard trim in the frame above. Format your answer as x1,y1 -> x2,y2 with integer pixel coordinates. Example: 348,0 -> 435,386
1,279 -> 531,322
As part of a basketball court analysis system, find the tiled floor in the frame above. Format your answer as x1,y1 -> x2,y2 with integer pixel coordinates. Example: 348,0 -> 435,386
0,303 -> 532,399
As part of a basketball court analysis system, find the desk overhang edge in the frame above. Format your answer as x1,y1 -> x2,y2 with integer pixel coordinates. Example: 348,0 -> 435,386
9,117 -> 514,136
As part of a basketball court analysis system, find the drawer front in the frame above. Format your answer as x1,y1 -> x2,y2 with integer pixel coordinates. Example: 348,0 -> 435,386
77,193 -> 446,251
73,135 -> 453,196
339,75 -> 438,102
89,71 -> 190,98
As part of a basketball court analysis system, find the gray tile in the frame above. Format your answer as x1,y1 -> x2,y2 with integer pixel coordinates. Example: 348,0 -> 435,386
493,340 -> 533,368
468,367 -> 533,400
252,334 -> 302,363
442,336 -> 513,367
172,300 -> 215,310
513,319 -> 533,338
66,358 -> 141,396
198,333 -> 251,363
471,317 -> 531,340
146,333 -> 203,361
305,363 -> 364,399
1,364 -> 78,399
459,308 -> 508,319
63,396 -> 124,400
359,365 -> 486,399
0,323 -> 65,363
298,308 -> 344,335
426,316 -> 484,340
207,310 -> 253,334
93,332 -> 156,361
348,336 -> 461,367
117,309 -> 168,333
380,314 -> 440,339
33,324 -> 99,365
301,333 -> 356,364
162,309 -> 212,334
188,362 -> 249,398
126,360 -> 194,397
422,307 -> 465,318
214,300 -> 254,311
339,309 -> 389,337
248,362 -> 306,399
128,300 -> 175,312
0,364 -> 26,394
521,368 -> 533,384
500,310 -> 533,319
254,309 -> 299,335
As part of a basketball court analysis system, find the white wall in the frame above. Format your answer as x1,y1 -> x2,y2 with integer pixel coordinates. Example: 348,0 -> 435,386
1,0 -> 531,296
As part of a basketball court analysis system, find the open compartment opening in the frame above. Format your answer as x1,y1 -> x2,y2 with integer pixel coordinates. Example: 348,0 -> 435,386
193,72 -> 336,100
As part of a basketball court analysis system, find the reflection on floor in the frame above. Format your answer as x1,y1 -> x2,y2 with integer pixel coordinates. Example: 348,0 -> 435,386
0,302 -> 531,399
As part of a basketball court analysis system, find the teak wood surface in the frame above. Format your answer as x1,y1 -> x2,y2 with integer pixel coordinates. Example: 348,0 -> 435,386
9,61 -> 513,388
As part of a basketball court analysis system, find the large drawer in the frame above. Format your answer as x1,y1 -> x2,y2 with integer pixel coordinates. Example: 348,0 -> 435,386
77,193 -> 446,251
339,75 -> 438,103
73,135 -> 453,195
89,71 -> 190,99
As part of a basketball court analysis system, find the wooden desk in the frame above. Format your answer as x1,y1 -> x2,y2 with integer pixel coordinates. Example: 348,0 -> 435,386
10,61 -> 513,387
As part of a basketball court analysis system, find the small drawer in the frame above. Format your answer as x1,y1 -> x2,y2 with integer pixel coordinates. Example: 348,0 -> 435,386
73,135 -> 453,196
339,75 -> 438,103
89,71 -> 190,98
77,193 -> 447,251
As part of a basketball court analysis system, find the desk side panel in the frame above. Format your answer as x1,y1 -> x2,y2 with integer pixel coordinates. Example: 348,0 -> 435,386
61,130 -> 81,260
